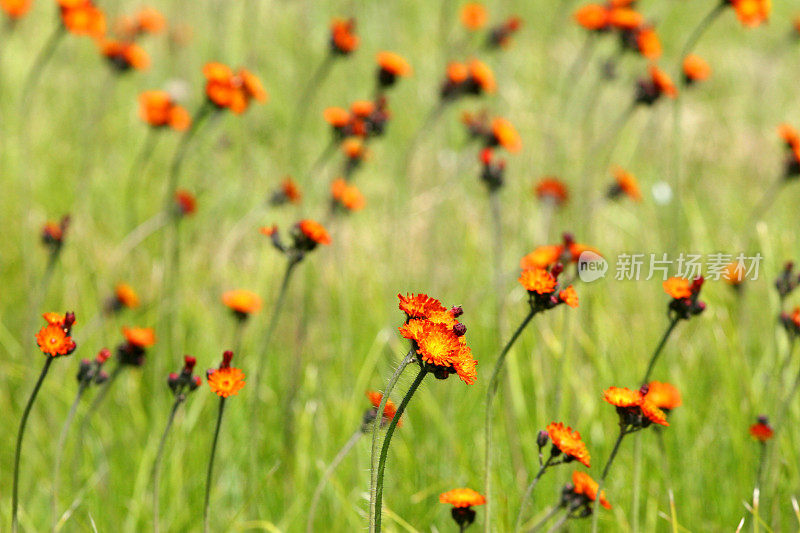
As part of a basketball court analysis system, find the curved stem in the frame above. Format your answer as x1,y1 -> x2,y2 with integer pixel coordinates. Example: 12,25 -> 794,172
125,130 -> 160,231
51,383 -> 88,531
676,3 -> 726,78
368,349 -> 416,528
484,309 -> 537,532
20,24 -> 64,116
12,357 -> 54,533
526,505 -> 564,533
164,101 -> 213,213
591,426 -> 627,533
306,429 -> 363,533
372,368 -> 428,532
641,317 -> 680,384
203,398 -> 226,533
80,363 -> 124,432
545,511 -> 570,533
153,395 -> 185,533
515,458 -> 552,532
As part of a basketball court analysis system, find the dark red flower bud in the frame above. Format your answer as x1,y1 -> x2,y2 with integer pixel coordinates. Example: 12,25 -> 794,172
451,306 -> 464,318
96,348 -> 111,364
221,350 -> 234,368
453,323 -> 467,336
184,355 -> 196,371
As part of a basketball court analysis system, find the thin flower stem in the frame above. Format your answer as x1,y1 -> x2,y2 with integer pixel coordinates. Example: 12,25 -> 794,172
591,426 -> 627,533
165,101 -> 213,213
306,429 -> 363,533
305,138 -> 338,185
372,368 -> 428,533
112,212 -> 169,263
51,382 -> 88,531
677,3 -> 726,75
526,505 -> 564,533
20,24 -> 65,115
291,55 -> 335,148
484,308 -> 538,533
153,395 -> 185,533
641,317 -> 680,384
545,511 -> 570,533
515,458 -> 553,532
489,190 -> 504,338
368,349 -> 416,529
81,363 -> 124,430
750,178 -> 784,224
12,356 -> 54,533
125,129 -> 160,231
203,397 -> 226,533
557,32 -> 596,119
403,101 -> 447,181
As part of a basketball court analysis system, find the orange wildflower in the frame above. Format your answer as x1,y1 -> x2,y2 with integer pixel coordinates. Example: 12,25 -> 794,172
608,8 -> 643,30
468,59 -> 496,94
535,177 -> 569,206
635,26 -> 661,60
572,471 -> 612,509
749,416 -> 773,442
398,293 -> 448,320
559,286 -> 579,308
337,182 -> 366,211
297,219 -> 331,246
490,117 -> 521,153
136,6 -> 165,33
323,107 -> 350,129
604,386 -> 668,427
723,262 -> 746,285
649,64 -> 677,98
115,283 -> 140,309
399,318 -> 476,385
366,391 -> 401,426
36,323 -> 77,357
574,4 -> 609,30
342,137 -> 367,160
60,0 -> 106,38
610,166 -> 642,201
645,381 -> 681,411
276,177 -> 302,204
100,39 -> 149,71
330,17 -> 359,54
440,488 -> 486,508
376,51 -> 411,88
520,245 -> 563,269
778,123 -> 800,150
728,0 -> 770,28
603,386 -> 642,408
1,0 -> 32,18
207,367 -> 246,398
123,327 -> 156,348
461,3 -> 488,30
663,277 -> 692,299
203,63 -> 267,114
446,62 -> 469,84
139,90 -> 191,131
547,422 -> 591,467
222,289 -> 262,316
174,189 -> 196,215
683,54 -> 711,84
518,268 -> 557,295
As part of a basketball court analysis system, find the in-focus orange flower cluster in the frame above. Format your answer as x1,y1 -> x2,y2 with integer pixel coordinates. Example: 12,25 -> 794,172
398,293 -> 477,385
35,312 -> 77,357
207,351 -> 246,398
546,422 -> 591,467
603,383 -> 677,427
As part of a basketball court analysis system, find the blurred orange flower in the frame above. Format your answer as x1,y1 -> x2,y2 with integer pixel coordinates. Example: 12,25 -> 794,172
1,0 -> 32,18
572,471 -> 612,509
330,17 -> 359,54
122,326 -> 156,348
683,54 -> 711,84
366,391 -> 401,426
645,381 -> 681,411
440,488 -> 486,507
174,189 -> 197,216
461,3 -> 488,30
331,178 -> 365,211
115,283 -> 140,309
203,63 -> 268,114
139,91 -> 192,131
100,39 -> 149,71
60,0 -> 106,38
611,166 -> 641,201
222,289 -> 262,316
728,0 -> 770,27
490,117 -> 521,153
559,286 -> 579,308
749,416 -> 773,441
663,277 -> 692,299
468,59 -> 496,93
298,219 -> 331,245
534,177 -> 569,205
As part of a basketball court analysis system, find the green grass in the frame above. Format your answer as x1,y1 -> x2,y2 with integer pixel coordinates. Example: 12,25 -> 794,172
1,0 -> 800,531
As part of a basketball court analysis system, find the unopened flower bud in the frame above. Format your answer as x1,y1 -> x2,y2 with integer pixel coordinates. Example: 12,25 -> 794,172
453,323 -> 467,337
537,430 -> 549,449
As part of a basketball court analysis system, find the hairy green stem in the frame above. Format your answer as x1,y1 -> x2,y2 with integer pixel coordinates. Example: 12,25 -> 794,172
372,368 -> 428,532
12,357 -> 54,533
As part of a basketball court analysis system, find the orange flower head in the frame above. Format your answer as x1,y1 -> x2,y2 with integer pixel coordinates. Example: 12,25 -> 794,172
605,386 -> 668,427
649,64 -> 677,98
174,189 -> 197,215
340,184 -> 366,211
330,177 -> 347,201
559,286 -> 579,308
136,6 -> 165,33
350,100 -> 375,118
574,4 -> 609,30
36,322 -> 77,357
366,390 -> 401,426
663,277 -> 692,299
639,397 -> 669,426
683,54 -> 711,84
446,62 -> 469,84
535,177 -> 569,205
222,289 -> 262,316
330,17 -> 359,54
608,8 -> 643,30
645,381 -> 682,411
521,245 -> 564,269
400,319 -> 462,367
279,178 -> 302,204
240,68 -> 268,103
60,1 -> 106,38
398,293 -> 448,320
603,386 -> 642,408
440,488 -> 486,508
1,0 -> 32,18
728,0 -> 770,28
518,268 -> 557,295
323,107 -> 350,128
611,166 -> 642,201
778,123 -> 800,150
208,367 -> 246,398
115,283 -> 140,308
297,219 -> 331,246
342,137 -> 367,160
100,39 -> 150,71
123,327 -> 156,348
377,51 -> 412,87
461,3 -> 488,30
749,416 -> 773,442
547,422 -> 591,467
636,26 -> 661,60
723,262 -> 746,285
468,59 -> 496,94
203,63 -> 266,114
490,117 -> 521,153
572,471 -> 612,509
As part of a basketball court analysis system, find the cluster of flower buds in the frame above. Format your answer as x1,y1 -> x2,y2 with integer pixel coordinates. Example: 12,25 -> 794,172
325,98 -> 391,142
775,261 -> 800,300
262,219 -> 331,264
77,348 -> 112,386
207,350 -> 234,378
479,148 -> 505,192
42,215 -> 70,256
665,276 -> 705,320
487,16 -> 522,48
168,355 -> 202,397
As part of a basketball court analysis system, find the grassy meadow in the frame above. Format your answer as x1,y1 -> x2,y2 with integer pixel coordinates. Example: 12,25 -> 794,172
1,0 -> 800,531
